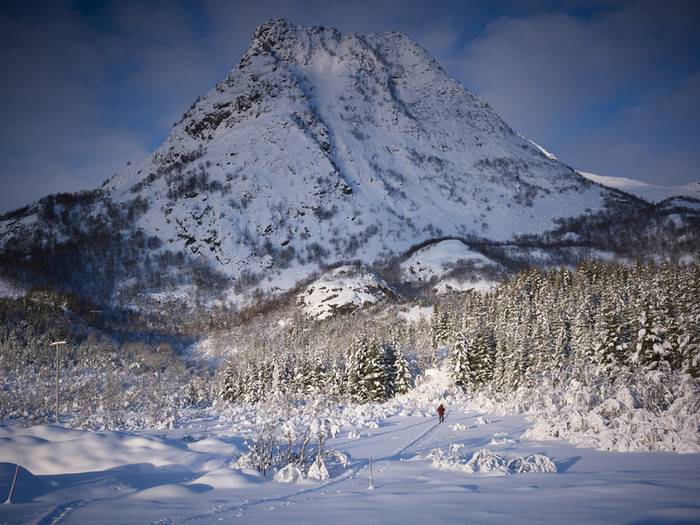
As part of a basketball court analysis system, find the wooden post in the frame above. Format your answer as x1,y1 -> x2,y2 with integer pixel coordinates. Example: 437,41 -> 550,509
50,341 -> 67,424
55,344 -> 60,423
3,464 -> 20,504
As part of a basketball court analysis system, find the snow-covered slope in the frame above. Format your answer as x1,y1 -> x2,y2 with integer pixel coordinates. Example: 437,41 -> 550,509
297,266 -> 398,319
0,19 -> 631,304
401,240 -> 501,283
579,172 -> 700,203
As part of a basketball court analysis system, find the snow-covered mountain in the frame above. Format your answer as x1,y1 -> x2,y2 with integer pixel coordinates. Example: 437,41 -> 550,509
0,19 -> 643,305
579,172 -> 700,203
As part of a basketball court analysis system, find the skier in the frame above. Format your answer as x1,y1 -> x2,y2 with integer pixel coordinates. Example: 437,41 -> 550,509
437,403 -> 446,423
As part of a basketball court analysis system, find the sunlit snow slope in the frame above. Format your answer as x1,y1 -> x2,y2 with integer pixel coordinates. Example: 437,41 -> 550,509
579,172 -> 700,203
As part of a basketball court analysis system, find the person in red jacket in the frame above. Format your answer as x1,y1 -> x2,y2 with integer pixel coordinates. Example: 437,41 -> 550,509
437,403 -> 446,423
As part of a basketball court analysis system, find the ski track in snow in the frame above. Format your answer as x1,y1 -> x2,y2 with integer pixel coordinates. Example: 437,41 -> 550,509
38,500 -> 86,525
393,419 -> 440,459
178,461 -> 364,523
177,417 -> 441,523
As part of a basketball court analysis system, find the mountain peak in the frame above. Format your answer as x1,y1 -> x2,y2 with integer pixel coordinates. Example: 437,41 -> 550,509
0,20 -> 635,306
249,18 -> 342,58
251,17 -> 295,49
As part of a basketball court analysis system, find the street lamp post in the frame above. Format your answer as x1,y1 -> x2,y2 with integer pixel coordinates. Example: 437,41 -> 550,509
49,341 -> 67,424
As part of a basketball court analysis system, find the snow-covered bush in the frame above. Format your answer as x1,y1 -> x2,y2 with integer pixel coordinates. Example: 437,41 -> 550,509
274,463 -> 304,483
522,370 -> 700,453
229,397 -> 350,481
508,454 -> 558,474
429,447 -> 557,475
306,456 -> 330,480
0,322 -> 205,431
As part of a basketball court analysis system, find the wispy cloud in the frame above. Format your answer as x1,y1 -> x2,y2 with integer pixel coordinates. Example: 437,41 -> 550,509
445,2 -> 700,184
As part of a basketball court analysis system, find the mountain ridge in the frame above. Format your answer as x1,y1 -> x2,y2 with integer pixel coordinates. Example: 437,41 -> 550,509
578,171 -> 700,203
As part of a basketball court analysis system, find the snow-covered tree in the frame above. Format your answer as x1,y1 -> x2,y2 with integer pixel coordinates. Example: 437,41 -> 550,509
450,330 -> 471,392
361,339 -> 388,403
381,342 -> 397,399
633,309 -> 672,373
393,346 -> 413,395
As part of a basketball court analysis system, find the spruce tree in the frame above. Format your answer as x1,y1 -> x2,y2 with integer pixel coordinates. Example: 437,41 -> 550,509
633,310 -> 672,373
548,323 -> 569,382
471,328 -> 494,387
431,305 -> 451,364
292,353 -> 311,397
362,339 -> 388,403
593,297 -> 626,379
305,351 -> 325,398
450,330 -> 471,392
327,362 -> 344,399
185,382 -> 200,407
346,335 -> 369,402
242,364 -> 257,404
393,346 -> 413,395
270,356 -> 286,399
381,342 -> 398,399
220,363 -> 242,402
491,338 -> 509,392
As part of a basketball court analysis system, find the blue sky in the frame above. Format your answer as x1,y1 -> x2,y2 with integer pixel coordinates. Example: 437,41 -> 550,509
1,0 -> 698,212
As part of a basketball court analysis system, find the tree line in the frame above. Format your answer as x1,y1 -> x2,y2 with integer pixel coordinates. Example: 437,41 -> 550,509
441,261 -> 699,394
220,335 -> 414,404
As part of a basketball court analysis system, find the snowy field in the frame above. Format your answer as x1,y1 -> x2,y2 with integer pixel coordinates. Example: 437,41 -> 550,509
400,240 -> 501,283
1,408 -> 699,523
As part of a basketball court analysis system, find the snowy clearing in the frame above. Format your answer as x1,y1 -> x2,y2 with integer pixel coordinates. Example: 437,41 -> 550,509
400,240 -> 501,283
434,278 -> 497,295
396,304 -> 434,323
1,364 -> 699,525
297,266 -> 398,320
1,411 -> 699,524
